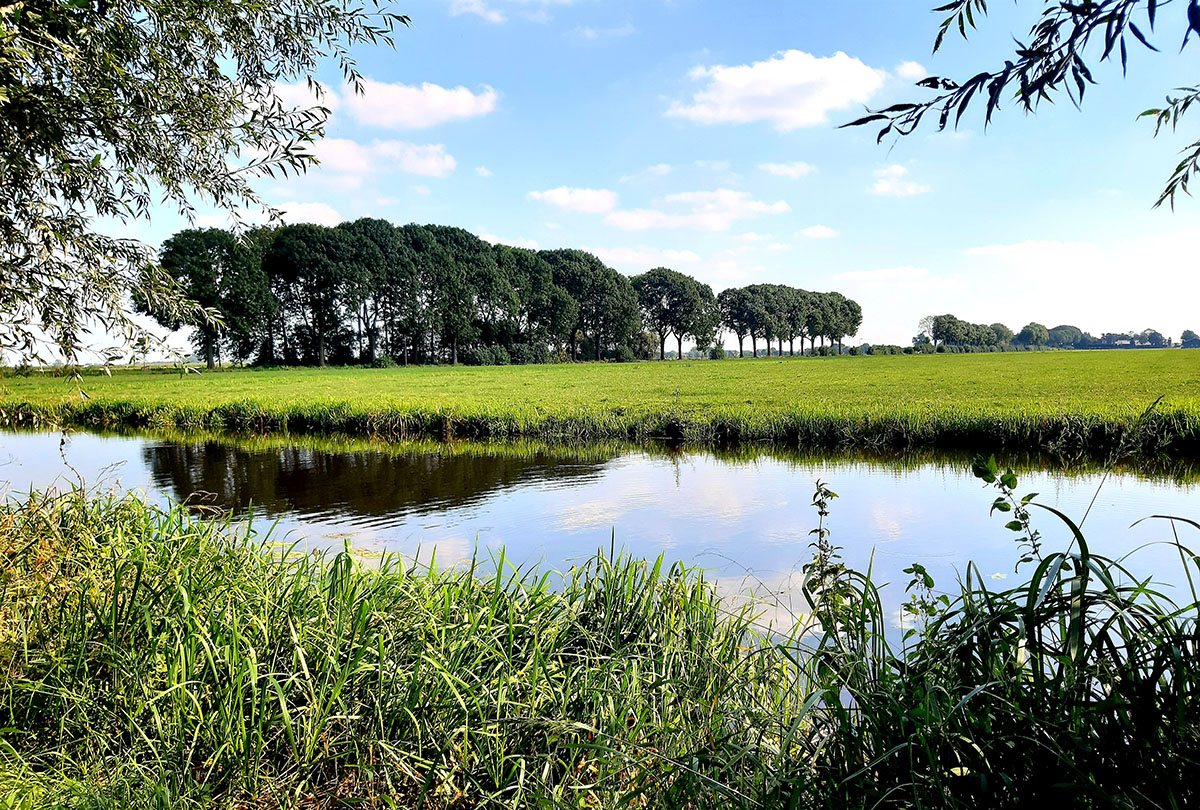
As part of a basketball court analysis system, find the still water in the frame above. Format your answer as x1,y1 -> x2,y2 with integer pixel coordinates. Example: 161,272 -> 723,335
2,429 -> 1198,626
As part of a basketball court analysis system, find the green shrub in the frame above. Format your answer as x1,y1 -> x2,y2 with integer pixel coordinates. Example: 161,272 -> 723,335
613,345 -> 637,363
509,343 -> 550,365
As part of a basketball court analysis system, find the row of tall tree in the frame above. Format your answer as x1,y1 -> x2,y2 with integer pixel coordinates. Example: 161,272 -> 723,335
720,285 -> 863,357
916,315 -> 1186,350
145,220 -> 863,368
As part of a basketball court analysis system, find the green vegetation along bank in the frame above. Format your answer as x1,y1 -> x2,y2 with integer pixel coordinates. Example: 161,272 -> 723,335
2,478 -> 1198,808
4,351 -> 1200,459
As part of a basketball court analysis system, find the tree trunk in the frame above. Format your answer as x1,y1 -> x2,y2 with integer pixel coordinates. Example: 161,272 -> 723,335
778,337 -> 784,356
595,332 -> 602,361
751,335 -> 757,357
677,334 -> 683,360
452,337 -> 458,366
318,332 -> 326,367
789,338 -> 795,356
263,320 -> 275,366
204,340 -> 215,371
737,336 -> 744,358
659,335 -> 666,361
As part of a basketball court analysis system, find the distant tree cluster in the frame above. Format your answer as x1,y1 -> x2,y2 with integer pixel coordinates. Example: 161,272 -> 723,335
144,221 -> 864,368
914,315 -> 1185,353
719,285 -> 862,358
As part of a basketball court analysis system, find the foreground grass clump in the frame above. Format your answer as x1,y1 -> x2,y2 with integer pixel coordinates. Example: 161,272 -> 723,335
3,351 -> 1200,458
0,483 -> 1198,808
0,491 -> 810,809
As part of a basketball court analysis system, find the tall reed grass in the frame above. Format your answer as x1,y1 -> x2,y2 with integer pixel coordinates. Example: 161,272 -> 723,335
0,473 -> 1197,808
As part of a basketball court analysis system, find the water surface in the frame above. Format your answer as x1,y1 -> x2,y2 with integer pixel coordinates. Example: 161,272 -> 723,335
2,429 -> 1197,627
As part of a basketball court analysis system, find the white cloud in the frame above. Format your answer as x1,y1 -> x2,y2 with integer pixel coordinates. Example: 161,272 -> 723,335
448,0 -> 578,25
801,225 -> 838,239
576,21 -> 636,39
667,50 -> 887,131
694,159 -> 731,172
604,192 -> 792,234
411,185 -> 431,196
619,163 -> 673,183
870,165 -> 930,197
475,166 -> 493,177
605,189 -> 790,232
760,161 -> 814,179
449,0 -> 506,23
834,265 -> 934,284
478,231 -> 539,249
342,79 -> 498,129
277,201 -> 342,226
192,212 -> 232,229
962,239 -> 1093,260
766,242 -> 792,252
544,222 -> 562,230
310,138 -> 457,178
734,232 -> 772,243
587,245 -> 702,272
529,187 -> 787,233
528,186 -> 619,214
274,81 -> 340,113
896,61 -> 927,81
699,258 -> 767,289
369,141 -> 456,178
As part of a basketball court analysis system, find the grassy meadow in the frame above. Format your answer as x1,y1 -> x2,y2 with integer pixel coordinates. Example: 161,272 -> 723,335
1,483 -> 1197,808
3,351 -> 1199,458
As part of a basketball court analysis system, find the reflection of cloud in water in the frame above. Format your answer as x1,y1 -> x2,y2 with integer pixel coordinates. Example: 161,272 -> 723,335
871,503 -> 909,542
711,568 -> 815,635
554,485 -> 659,533
409,537 -> 474,568
557,498 -> 629,533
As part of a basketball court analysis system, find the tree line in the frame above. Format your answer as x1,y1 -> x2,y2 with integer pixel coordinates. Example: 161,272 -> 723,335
913,315 -> 1191,352
144,220 -> 863,369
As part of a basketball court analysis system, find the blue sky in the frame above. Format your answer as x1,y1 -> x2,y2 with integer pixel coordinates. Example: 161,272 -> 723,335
136,0 -> 1200,346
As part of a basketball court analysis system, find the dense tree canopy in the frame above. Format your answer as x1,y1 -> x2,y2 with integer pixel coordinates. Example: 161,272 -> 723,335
147,219 -> 864,366
144,229 -> 237,370
0,0 -> 407,365
914,313 -> 1181,351
632,268 -> 719,360
716,285 -> 862,358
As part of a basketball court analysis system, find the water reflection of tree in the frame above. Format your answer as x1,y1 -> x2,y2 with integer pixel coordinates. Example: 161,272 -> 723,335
143,441 -> 610,521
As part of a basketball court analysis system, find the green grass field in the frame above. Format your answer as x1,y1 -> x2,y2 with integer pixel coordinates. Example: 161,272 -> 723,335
3,351 -> 1199,457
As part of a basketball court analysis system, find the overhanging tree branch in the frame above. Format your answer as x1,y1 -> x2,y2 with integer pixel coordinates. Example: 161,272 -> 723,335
844,0 -> 1200,207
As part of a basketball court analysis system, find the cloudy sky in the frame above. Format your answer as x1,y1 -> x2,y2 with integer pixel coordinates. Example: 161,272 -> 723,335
131,0 -> 1200,346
